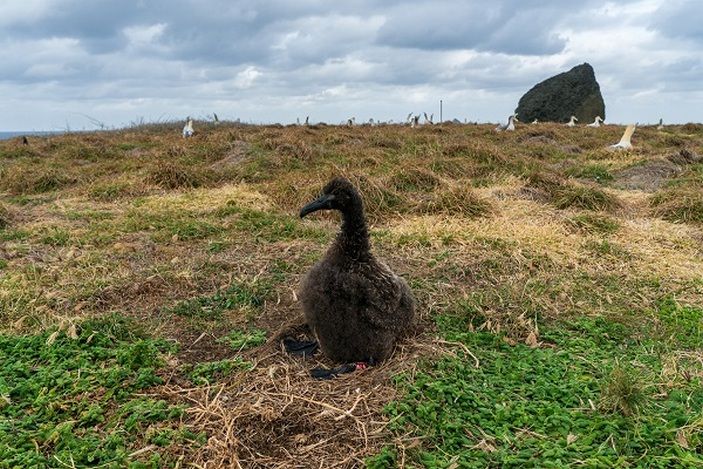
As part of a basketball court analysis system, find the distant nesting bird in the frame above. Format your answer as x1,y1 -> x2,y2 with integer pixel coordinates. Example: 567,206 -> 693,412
587,116 -> 604,128
22,136 -> 29,145
609,124 -> 637,150
657,118 -> 664,130
347,117 -> 356,127
423,112 -> 434,125
213,113 -> 219,123
406,112 -> 413,124
565,115 -> 578,127
495,114 -> 518,132
182,118 -> 194,138
531,119 -> 539,125
298,177 -> 416,363
411,115 -> 420,128
296,117 -> 301,125
305,116 -> 310,126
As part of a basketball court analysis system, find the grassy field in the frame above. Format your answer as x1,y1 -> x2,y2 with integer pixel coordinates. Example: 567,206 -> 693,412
1,121 -> 702,467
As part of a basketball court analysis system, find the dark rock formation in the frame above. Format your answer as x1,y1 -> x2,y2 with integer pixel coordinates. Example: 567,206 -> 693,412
516,63 -> 605,123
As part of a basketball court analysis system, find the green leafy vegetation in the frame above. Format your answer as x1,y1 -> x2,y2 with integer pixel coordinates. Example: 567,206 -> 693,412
122,207 -> 223,241
0,166 -> 77,195
2,122 -> 703,466
0,315 -> 187,467
369,311 -> 703,468
655,296 -> 703,349
217,328 -> 267,351
188,358 -> 252,385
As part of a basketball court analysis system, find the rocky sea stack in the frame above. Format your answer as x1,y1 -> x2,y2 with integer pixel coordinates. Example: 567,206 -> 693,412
516,63 -> 605,123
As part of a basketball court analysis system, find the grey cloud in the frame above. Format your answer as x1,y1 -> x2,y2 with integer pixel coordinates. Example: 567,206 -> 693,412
650,0 -> 703,42
375,1 -> 590,55
0,0 -> 700,130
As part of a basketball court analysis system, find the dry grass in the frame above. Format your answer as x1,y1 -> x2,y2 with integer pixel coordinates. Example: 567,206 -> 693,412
0,202 -> 10,229
0,165 -> 77,194
651,188 -> 703,224
415,183 -> 493,217
146,160 -> 210,189
1,121 -> 703,467
158,337 -> 443,468
554,183 -> 621,211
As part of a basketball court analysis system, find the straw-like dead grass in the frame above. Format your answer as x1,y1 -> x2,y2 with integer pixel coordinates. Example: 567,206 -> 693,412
2,122 -> 703,467
146,160 -> 210,189
651,187 -> 703,224
1,165 -> 77,194
159,337 -> 443,468
0,202 -> 10,229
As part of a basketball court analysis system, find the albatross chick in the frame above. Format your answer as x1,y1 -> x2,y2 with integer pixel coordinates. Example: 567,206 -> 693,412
298,177 -> 416,364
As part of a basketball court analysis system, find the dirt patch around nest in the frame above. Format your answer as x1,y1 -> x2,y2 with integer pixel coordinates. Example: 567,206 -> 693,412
614,158 -> 683,192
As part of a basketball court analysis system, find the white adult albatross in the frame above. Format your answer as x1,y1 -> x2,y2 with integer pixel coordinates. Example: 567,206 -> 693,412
182,118 -> 194,138
609,124 -> 637,150
495,114 -> 518,132
565,115 -> 578,127
587,116 -> 604,128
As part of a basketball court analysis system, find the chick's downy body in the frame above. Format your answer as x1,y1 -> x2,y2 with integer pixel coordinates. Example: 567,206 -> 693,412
298,178 -> 415,363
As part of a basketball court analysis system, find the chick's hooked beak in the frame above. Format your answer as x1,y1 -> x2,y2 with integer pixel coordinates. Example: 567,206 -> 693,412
300,194 -> 335,218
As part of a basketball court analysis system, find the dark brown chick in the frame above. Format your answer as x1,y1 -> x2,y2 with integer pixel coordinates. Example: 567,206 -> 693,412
298,177 -> 416,363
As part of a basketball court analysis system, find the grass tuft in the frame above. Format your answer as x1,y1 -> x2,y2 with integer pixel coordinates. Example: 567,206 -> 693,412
146,160 -> 207,189
599,365 -> 648,416
389,168 -> 441,192
0,203 -> 10,229
566,163 -> 614,183
1,166 -> 76,194
567,213 -> 620,234
554,184 -> 620,211
651,188 -> 703,223
416,185 -> 493,217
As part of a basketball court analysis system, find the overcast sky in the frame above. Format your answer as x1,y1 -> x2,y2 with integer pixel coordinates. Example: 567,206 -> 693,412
1,0 -> 701,130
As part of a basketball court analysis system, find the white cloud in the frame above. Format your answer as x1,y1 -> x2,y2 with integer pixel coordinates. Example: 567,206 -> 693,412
0,0 -> 701,130
123,23 -> 167,45
232,66 -> 262,89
